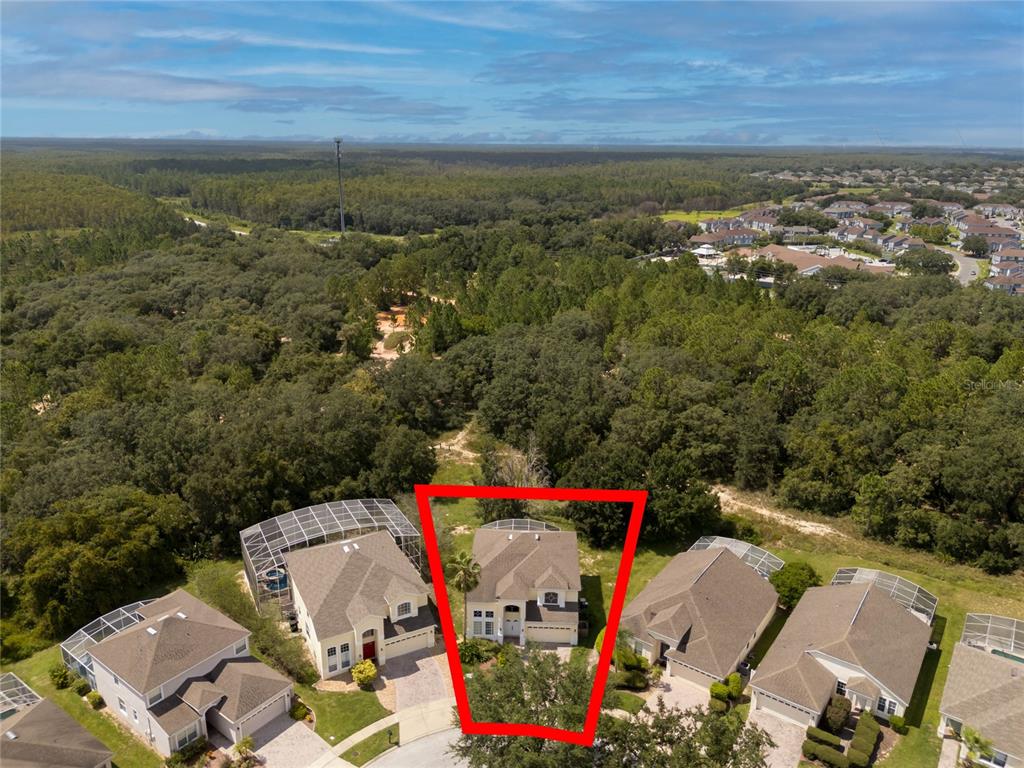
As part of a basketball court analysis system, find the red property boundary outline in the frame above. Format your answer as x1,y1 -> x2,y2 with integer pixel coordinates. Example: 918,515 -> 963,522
413,484 -> 647,746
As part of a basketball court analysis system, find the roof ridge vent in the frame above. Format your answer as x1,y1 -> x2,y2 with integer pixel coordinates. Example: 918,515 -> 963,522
850,585 -> 870,627
146,627 -> 158,635
176,611 -> 187,619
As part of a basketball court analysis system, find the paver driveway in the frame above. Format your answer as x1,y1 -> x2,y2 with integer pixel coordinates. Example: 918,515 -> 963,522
250,715 -> 333,768
645,677 -> 709,712
382,647 -> 452,711
747,709 -> 805,768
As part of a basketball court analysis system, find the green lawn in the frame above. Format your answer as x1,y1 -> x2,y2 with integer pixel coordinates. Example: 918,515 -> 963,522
612,691 -> 646,714
295,684 -> 391,745
341,723 -> 399,765
1,647 -> 162,768
660,204 -> 759,223
747,609 -> 789,669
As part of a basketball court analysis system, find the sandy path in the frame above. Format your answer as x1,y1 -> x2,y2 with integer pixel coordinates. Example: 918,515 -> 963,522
713,484 -> 846,539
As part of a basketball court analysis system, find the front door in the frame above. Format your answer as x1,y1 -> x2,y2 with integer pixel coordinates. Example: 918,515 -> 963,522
503,617 -> 520,636
362,639 -> 376,661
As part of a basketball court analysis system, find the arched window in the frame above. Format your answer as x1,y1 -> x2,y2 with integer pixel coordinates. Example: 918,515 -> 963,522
362,628 -> 375,638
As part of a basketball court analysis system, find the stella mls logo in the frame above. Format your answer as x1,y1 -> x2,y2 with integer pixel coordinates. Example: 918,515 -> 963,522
414,484 -> 647,746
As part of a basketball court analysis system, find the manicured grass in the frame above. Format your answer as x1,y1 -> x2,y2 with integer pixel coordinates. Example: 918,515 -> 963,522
295,684 -> 391,745
660,204 -> 757,223
747,609 -> 789,669
341,723 -> 400,765
613,691 -> 646,714
1,647 -> 162,768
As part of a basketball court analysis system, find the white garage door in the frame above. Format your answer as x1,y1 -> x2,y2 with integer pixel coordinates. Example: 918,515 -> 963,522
383,629 -> 432,659
525,624 -> 575,644
239,692 -> 290,738
667,660 -> 718,688
752,690 -> 817,727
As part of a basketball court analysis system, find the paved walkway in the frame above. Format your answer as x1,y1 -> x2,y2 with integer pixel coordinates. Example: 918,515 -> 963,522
938,736 -> 961,768
643,677 -> 708,712
332,697 -> 457,757
383,647 -> 453,711
248,716 -> 341,768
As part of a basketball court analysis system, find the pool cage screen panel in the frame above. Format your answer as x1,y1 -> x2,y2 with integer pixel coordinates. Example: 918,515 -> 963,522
688,536 -> 784,578
962,613 -> 1024,659
0,673 -> 41,716
831,568 -> 938,624
59,600 -> 153,685
480,518 -> 561,532
240,499 -> 423,616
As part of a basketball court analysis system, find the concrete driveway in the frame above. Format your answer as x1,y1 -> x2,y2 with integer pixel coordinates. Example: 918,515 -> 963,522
370,728 -> 463,768
250,715 -> 333,768
747,709 -> 805,768
645,676 -> 709,712
381,647 -> 452,711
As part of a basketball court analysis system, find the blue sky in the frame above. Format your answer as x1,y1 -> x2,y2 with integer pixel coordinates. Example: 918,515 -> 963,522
2,1 -> 1022,146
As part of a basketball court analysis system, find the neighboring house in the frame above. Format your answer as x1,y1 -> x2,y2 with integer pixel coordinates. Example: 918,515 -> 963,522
619,546 -> 778,689
822,201 -> 868,219
869,202 -> 912,216
984,273 -> 1024,297
967,225 -> 1022,252
977,204 -> 1019,218
750,582 -> 931,727
939,614 -> 1024,768
465,523 -> 582,647
690,228 -> 760,247
992,247 -> 1024,267
284,530 -> 436,679
0,674 -> 112,768
77,589 -> 291,757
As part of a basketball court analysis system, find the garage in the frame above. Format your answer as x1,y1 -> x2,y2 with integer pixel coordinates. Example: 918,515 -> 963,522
238,691 -> 290,739
667,659 -> 719,689
751,690 -> 818,727
524,623 -> 576,644
382,627 -> 434,663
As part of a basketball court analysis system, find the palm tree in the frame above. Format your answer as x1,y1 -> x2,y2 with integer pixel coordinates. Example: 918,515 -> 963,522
961,727 -> 994,767
448,549 -> 480,638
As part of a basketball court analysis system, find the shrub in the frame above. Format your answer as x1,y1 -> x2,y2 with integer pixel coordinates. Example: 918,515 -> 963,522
710,682 -> 730,702
802,740 -> 849,768
86,691 -> 103,709
289,700 -> 310,721
726,672 -> 743,700
709,698 -> 729,713
165,737 -> 209,768
825,693 -> 852,732
848,748 -> 870,768
807,726 -> 842,747
850,735 -> 876,757
72,677 -> 92,696
49,663 -> 73,689
769,561 -> 821,609
458,638 -> 500,664
890,714 -> 907,734
351,659 -> 377,689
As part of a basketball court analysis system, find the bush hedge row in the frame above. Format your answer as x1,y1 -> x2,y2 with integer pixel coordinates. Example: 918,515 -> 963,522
802,739 -> 849,768
807,726 -> 842,747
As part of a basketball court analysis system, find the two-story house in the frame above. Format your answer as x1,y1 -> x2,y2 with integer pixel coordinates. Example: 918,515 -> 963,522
465,525 -> 582,647
750,582 -> 931,727
619,546 -> 778,690
83,590 -> 292,757
285,530 -> 436,679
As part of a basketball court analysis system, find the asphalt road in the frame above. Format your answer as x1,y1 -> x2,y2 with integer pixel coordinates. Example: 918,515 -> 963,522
936,245 -> 984,286
371,728 -> 464,768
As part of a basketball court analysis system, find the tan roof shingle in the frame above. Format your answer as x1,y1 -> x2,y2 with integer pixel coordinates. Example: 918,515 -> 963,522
940,643 -> 1024,758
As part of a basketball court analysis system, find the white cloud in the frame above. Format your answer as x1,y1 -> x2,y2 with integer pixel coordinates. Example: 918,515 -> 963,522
137,28 -> 418,56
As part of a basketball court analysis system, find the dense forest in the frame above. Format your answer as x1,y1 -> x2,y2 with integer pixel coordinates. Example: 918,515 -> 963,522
1,144 -> 1023,661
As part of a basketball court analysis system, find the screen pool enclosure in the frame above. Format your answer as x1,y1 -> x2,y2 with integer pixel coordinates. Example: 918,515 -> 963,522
962,613 -> 1024,662
480,518 -> 561,532
831,567 -> 938,624
0,673 -> 40,719
240,499 -> 422,616
688,536 -> 784,579
59,600 -> 153,687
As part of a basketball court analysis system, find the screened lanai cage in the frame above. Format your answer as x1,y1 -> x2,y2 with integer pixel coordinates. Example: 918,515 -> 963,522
831,567 -> 938,624
962,613 -> 1024,661
480,518 -> 561,532
59,600 -> 153,686
240,499 -> 422,616
688,536 -> 784,579
0,673 -> 40,719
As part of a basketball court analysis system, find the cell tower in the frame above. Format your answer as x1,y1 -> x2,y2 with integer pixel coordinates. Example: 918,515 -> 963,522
334,137 -> 346,233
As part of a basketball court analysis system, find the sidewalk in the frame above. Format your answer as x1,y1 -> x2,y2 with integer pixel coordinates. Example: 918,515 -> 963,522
331,697 -> 457,756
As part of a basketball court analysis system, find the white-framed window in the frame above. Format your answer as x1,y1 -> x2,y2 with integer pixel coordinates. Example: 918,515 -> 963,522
472,621 -> 483,635
113,676 -> 120,687
234,640 -> 247,654
473,610 -> 482,617
397,602 -> 412,617
836,680 -> 847,696
982,751 -> 1008,768
485,621 -> 494,635
340,643 -> 351,668
147,690 -> 163,706
485,611 -> 494,618
132,708 -> 139,723
887,700 -> 897,715
543,592 -> 559,606
118,698 -> 126,714
327,645 -> 338,673
175,722 -> 200,751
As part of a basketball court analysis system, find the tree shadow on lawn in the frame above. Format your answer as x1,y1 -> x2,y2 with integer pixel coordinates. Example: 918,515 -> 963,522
904,614 -> 946,728
580,574 -> 606,646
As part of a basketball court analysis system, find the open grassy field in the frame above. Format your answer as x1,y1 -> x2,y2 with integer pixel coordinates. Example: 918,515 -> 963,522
659,203 -> 759,223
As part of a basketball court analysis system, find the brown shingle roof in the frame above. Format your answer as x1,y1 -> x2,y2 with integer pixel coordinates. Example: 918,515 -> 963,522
284,530 -> 429,639
88,589 -> 248,693
620,549 -> 778,679
206,657 -> 291,722
468,530 -> 581,602
1,699 -> 113,768
752,584 -> 930,711
941,643 -> 1024,758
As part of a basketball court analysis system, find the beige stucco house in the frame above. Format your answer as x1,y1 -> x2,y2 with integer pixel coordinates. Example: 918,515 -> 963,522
939,614 -> 1024,768
84,589 -> 292,757
465,527 -> 582,647
620,547 -> 778,689
285,530 -> 436,679
750,583 -> 931,727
